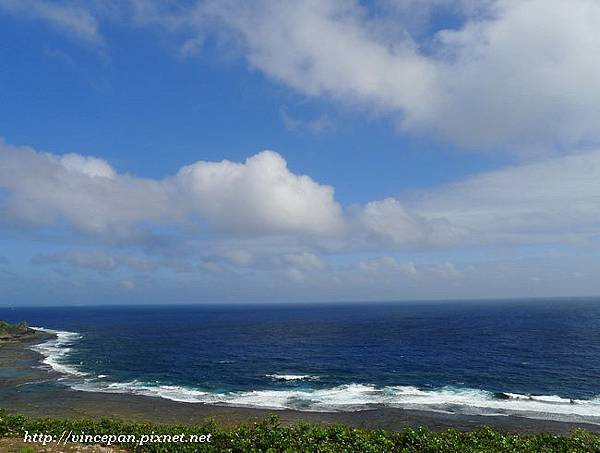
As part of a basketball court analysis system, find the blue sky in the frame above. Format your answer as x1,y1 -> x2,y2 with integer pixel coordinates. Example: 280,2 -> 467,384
1,0 -> 600,305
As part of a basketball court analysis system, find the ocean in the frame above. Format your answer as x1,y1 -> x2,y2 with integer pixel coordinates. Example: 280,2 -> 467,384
1,299 -> 600,424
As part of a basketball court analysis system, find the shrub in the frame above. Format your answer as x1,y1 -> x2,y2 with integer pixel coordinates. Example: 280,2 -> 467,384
0,409 -> 598,452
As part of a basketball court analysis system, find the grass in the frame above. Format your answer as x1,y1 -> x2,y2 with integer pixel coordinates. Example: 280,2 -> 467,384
1,409 -> 599,452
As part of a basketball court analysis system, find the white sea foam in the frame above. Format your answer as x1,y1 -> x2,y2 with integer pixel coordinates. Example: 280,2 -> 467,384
71,380 -> 211,403
67,379 -> 600,424
266,374 -> 320,381
29,327 -> 87,377
27,327 -> 600,424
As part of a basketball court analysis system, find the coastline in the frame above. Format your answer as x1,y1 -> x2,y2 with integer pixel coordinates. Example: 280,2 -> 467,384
0,322 -> 53,346
1,338 -> 599,436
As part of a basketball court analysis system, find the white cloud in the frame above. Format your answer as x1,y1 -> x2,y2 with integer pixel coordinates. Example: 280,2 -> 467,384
281,109 -> 333,134
411,149 -> 600,245
282,252 -> 328,272
59,153 -> 116,178
32,250 -> 118,272
337,149 -> 600,251
356,256 -> 417,278
432,262 -> 463,280
10,248 -> 600,304
5,0 -> 599,150
0,0 -> 104,46
0,140 -> 343,240
199,0 -> 436,117
219,250 -> 254,266
4,138 -> 600,255
120,280 -> 136,289
143,0 -> 600,151
286,267 -> 306,283
32,250 -> 159,273
0,141 -> 179,237
175,150 -> 343,236
415,0 -> 600,149
355,198 -> 463,248
4,1 -> 600,150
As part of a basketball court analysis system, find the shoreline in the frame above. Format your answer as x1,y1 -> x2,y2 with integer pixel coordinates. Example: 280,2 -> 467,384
0,321 -> 53,346
1,338 -> 599,435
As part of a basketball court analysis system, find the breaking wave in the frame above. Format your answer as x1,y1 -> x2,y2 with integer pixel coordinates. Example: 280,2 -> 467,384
29,327 -> 600,424
266,374 -> 320,381
29,327 -> 87,377
67,380 -> 600,424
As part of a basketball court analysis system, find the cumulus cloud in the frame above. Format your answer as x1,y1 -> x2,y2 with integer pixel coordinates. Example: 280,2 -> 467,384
417,0 -> 600,149
3,138 -> 600,253
59,153 -> 116,178
282,252 -> 328,272
175,150 -> 343,236
333,149 -> 600,251
300,145 -> 585,248
195,0 -> 436,119
355,198 -> 463,249
5,136 -> 600,257
0,140 -> 343,240
131,0 -> 600,151
281,252 -> 328,282
4,1 -> 600,150
5,0 -> 599,150
5,1 -> 600,301
0,141 -> 179,237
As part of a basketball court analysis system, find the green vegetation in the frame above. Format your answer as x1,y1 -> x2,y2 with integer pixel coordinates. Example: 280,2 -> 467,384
1,409 -> 599,452
0,320 -> 39,345
0,320 -> 30,336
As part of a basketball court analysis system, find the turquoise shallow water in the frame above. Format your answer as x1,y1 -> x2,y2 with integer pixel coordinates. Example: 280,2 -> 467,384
2,299 -> 600,423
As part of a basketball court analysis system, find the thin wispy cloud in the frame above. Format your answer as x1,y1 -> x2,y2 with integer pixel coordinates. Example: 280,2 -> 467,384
0,0 -> 104,47
281,109 -> 334,134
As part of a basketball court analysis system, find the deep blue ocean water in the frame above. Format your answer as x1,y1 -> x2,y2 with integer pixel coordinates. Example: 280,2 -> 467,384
2,299 -> 600,423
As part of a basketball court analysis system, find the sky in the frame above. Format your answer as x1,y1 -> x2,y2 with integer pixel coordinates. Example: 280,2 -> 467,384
1,0 -> 600,305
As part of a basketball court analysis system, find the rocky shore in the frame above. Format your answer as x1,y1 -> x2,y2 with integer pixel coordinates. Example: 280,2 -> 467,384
0,320 -> 52,346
